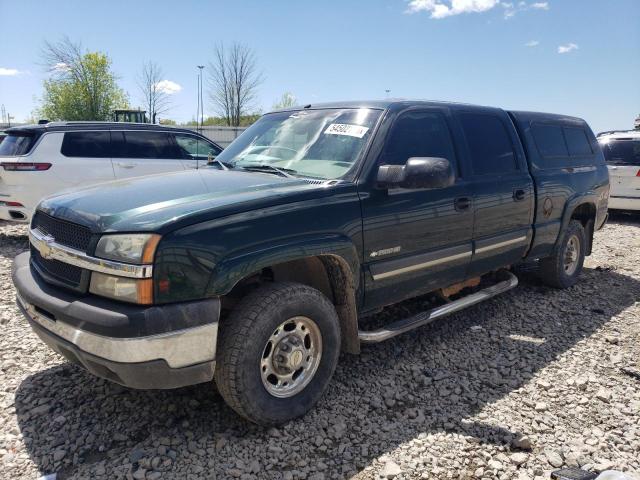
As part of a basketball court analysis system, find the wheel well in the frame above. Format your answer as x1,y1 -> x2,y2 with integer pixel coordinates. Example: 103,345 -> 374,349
570,202 -> 596,255
222,255 -> 360,354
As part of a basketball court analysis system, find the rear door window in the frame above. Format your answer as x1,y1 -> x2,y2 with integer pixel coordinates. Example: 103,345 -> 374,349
0,133 -> 39,156
61,131 -> 111,157
458,113 -> 517,175
600,139 -> 640,166
532,124 -> 569,157
113,131 -> 178,159
563,127 -> 593,156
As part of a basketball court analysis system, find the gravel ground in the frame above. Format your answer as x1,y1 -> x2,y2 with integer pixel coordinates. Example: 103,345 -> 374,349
0,215 -> 639,480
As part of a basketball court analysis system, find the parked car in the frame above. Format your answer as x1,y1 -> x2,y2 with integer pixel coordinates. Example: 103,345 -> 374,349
13,100 -> 609,425
597,129 -> 640,211
0,122 -> 222,222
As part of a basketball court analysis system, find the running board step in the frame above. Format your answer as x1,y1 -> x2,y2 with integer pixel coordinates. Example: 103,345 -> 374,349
358,270 -> 518,343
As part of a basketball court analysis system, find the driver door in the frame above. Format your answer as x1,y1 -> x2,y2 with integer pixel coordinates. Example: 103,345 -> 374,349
360,108 -> 474,311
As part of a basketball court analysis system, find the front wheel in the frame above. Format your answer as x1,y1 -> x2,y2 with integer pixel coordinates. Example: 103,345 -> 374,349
538,219 -> 586,288
214,282 -> 341,425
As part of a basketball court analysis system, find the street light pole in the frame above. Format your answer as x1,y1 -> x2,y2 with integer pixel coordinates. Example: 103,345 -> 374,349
197,65 -> 205,134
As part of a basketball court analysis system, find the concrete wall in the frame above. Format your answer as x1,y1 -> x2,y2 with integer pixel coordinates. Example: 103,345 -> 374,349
182,126 -> 247,147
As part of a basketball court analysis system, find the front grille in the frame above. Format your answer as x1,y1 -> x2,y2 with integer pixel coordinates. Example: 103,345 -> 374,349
31,211 -> 92,252
31,245 -> 83,287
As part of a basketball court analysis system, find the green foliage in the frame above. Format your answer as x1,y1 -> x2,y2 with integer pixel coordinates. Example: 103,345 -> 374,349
159,118 -> 177,125
40,51 -> 128,121
184,114 -> 260,127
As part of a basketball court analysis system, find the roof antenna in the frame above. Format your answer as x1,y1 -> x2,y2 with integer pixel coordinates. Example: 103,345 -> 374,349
303,104 -> 311,109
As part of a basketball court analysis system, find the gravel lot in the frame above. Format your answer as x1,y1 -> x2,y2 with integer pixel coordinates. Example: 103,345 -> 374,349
0,216 -> 639,480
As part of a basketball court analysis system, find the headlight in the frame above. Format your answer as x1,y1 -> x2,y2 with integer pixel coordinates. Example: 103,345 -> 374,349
95,234 -> 161,264
90,272 -> 153,304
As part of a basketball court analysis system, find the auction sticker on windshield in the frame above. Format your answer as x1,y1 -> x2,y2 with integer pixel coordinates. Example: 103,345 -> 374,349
324,123 -> 369,138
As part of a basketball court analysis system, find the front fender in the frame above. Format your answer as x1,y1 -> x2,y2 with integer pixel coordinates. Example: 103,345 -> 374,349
207,233 -> 361,296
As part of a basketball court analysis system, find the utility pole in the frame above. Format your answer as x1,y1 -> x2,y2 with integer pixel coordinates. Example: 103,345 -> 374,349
385,89 -> 391,99
1,104 -> 6,124
197,65 -> 205,134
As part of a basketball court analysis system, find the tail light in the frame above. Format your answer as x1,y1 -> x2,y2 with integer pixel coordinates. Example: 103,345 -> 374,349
636,169 -> 640,177
1,162 -> 51,171
0,201 -> 24,207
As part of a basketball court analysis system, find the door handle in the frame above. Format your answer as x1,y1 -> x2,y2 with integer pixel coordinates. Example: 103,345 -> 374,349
513,189 -> 526,201
454,197 -> 471,211
117,162 -> 136,169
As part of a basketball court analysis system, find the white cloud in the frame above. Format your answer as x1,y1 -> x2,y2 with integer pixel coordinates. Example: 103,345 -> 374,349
406,0 -> 500,18
525,40 -> 540,47
558,43 -> 578,54
0,68 -> 22,76
530,1 -> 549,9
406,0 -> 550,19
51,62 -> 70,73
501,0 -> 549,18
155,80 -> 182,95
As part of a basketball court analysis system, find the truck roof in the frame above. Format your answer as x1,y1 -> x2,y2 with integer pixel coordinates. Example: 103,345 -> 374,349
271,100 -> 588,125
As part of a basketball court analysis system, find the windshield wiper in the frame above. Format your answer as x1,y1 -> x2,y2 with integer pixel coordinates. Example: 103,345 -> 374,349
238,164 -> 297,178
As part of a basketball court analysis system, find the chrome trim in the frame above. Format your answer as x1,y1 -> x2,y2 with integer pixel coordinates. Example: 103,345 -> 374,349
371,250 -> 471,281
17,294 -> 217,369
475,236 -> 528,254
29,228 -> 153,279
359,270 -> 518,343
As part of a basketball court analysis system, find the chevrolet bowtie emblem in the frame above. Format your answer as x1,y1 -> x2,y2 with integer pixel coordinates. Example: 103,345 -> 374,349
39,234 -> 56,259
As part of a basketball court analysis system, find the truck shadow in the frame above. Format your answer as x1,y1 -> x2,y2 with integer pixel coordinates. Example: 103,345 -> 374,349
607,210 -> 640,226
13,266 -> 640,479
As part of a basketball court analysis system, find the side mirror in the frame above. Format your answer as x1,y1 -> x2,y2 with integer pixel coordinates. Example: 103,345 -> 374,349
376,157 -> 455,190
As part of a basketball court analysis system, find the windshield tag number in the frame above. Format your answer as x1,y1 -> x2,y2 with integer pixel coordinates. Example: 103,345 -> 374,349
324,123 -> 369,138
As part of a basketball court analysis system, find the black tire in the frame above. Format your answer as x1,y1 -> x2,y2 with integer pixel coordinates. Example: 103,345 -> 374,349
214,282 -> 341,425
538,219 -> 586,289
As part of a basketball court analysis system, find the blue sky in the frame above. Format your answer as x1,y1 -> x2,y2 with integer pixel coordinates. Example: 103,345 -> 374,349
0,0 -> 638,133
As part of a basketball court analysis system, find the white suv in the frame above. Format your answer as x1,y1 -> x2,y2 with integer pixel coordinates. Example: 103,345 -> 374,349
0,122 -> 222,222
598,130 -> 640,211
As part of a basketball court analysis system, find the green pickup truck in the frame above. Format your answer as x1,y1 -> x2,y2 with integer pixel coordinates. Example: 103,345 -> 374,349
13,101 -> 609,425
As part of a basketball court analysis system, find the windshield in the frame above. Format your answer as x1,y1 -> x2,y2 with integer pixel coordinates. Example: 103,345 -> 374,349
0,133 -> 38,156
216,108 -> 382,180
599,138 -> 640,166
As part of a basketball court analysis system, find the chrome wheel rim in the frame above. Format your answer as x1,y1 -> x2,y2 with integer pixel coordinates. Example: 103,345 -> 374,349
563,234 -> 580,275
260,316 -> 322,398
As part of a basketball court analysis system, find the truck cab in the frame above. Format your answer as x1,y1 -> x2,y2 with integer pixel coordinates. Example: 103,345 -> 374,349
12,100 -> 609,425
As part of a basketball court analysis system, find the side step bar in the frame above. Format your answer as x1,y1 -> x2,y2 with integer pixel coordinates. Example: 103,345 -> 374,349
358,270 -> 518,344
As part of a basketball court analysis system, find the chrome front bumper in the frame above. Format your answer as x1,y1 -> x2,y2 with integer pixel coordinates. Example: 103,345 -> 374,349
17,294 -> 217,369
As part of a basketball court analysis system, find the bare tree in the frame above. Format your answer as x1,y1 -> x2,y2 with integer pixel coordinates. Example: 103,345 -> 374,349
208,42 -> 263,126
40,36 -> 128,120
273,92 -> 297,110
137,61 -> 171,123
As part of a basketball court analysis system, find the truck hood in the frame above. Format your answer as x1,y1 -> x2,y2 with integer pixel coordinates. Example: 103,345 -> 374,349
37,169 -> 333,233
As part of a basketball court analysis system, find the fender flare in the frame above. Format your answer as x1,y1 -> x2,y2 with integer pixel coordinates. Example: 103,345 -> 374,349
206,234 -> 362,354
556,192 -> 598,251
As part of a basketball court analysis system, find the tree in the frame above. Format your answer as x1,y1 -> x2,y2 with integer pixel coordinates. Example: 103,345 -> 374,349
39,37 -> 128,121
138,61 -> 171,123
273,92 -> 297,110
208,42 -> 263,126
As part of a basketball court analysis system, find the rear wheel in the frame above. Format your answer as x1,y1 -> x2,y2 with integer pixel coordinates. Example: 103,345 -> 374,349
539,219 -> 586,288
214,282 -> 341,425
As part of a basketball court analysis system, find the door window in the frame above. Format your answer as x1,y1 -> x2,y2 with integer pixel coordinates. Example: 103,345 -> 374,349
459,113 -> 517,175
381,111 -> 456,167
61,131 -> 111,158
112,131 -> 178,159
173,134 -> 221,160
